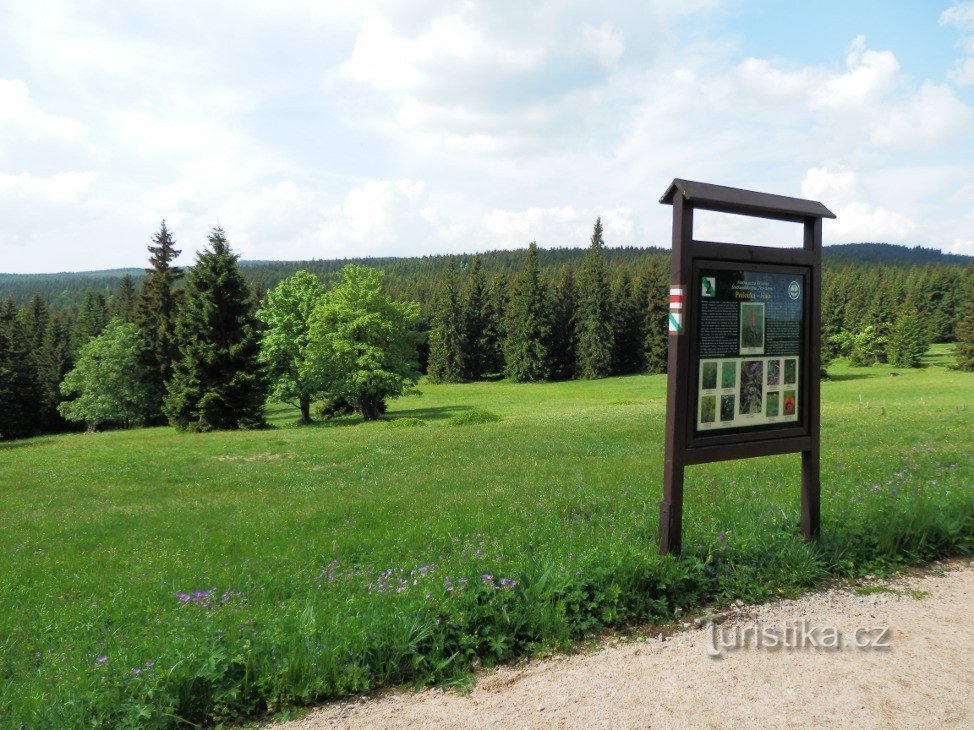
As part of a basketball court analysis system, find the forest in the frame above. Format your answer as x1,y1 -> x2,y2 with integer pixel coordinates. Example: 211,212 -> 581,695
1,220 -> 973,440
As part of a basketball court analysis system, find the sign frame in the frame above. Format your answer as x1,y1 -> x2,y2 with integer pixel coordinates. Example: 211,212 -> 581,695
658,179 -> 835,556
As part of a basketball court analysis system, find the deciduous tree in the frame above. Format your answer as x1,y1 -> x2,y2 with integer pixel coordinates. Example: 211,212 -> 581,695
256,270 -> 327,423
305,265 -> 422,421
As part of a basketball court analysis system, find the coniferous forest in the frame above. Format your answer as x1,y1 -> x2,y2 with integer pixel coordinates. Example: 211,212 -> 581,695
1,220 -> 972,440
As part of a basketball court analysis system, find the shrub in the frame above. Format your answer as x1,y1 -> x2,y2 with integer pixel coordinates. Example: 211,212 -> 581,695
447,409 -> 501,426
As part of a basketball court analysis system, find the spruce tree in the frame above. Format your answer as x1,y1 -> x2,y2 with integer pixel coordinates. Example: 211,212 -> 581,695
37,314 -> 73,431
483,272 -> 508,375
503,242 -> 552,382
426,264 -> 466,383
72,291 -> 110,352
20,293 -> 50,353
0,298 -> 43,439
575,218 -> 614,379
164,227 -> 266,431
610,272 -> 644,375
549,265 -> 577,380
886,312 -> 927,368
461,256 -> 497,380
110,274 -> 138,321
954,285 -> 974,371
135,221 -> 183,413
640,260 -> 668,374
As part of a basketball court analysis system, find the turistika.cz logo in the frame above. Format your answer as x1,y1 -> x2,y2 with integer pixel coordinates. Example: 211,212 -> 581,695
708,619 -> 891,657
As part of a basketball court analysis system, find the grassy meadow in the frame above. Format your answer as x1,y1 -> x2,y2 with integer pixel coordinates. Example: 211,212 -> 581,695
1,350 -> 973,726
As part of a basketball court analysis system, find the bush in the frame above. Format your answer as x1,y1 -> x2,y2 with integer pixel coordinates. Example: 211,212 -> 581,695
447,409 -> 501,426
386,417 -> 426,428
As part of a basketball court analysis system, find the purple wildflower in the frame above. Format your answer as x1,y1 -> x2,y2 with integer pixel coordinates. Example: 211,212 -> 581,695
717,532 -> 726,541
96,655 -> 109,664
131,668 -> 141,676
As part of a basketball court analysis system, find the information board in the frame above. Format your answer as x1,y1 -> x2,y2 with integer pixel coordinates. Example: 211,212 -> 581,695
657,178 -> 834,556
694,269 -> 804,434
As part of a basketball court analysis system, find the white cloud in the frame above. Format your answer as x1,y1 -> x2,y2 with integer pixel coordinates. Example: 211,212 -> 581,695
0,171 -> 97,202
800,166 -> 917,243
580,23 -> 626,69
940,2 -> 974,31
0,78 -> 90,144
941,2 -> 974,86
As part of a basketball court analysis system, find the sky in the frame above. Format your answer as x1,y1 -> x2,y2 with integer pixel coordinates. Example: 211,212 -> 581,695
1,1 -> 973,273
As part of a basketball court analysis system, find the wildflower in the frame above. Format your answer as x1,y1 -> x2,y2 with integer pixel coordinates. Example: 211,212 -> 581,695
145,661 -> 154,668
717,532 -> 726,541
96,656 -> 109,664
131,668 -> 141,676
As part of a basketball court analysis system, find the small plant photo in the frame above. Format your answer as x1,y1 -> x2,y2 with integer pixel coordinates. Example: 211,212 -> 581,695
783,389 -> 797,416
766,391 -> 780,417
767,359 -> 780,386
739,359 -> 763,414
701,361 -> 718,390
784,358 -> 797,385
700,395 -> 717,423
721,360 -> 737,389
720,394 -> 735,421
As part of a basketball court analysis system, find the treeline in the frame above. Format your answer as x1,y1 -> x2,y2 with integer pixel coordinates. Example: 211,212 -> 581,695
2,222 -> 973,440
823,263 -> 974,368
4,242 -> 971,308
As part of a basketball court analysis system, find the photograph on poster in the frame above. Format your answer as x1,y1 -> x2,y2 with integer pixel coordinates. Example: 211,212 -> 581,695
720,394 -> 735,421
721,361 -> 737,389
739,360 -> 763,414
700,395 -> 717,423
739,302 -> 765,355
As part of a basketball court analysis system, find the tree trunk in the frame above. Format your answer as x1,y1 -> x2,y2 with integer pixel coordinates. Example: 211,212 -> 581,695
359,395 -> 379,421
299,395 -> 311,425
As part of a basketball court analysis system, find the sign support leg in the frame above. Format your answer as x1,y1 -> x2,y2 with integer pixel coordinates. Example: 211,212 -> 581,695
800,449 -> 820,539
659,460 -> 684,555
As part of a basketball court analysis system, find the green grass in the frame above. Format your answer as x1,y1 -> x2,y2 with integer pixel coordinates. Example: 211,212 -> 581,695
1,355 -> 973,726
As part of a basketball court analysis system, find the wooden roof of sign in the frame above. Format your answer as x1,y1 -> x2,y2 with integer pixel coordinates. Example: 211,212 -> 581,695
660,179 -> 836,223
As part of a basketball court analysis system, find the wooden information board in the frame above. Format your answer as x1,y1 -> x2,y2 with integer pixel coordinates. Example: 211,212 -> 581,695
658,179 -> 835,555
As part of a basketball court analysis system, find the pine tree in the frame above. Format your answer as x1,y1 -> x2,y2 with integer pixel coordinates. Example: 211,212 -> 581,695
503,242 -> 551,382
575,218 -> 614,379
955,285 -> 974,371
610,272 -> 644,375
549,265 -> 577,380
135,221 -> 183,414
164,227 -> 266,431
886,312 -> 928,368
0,298 -> 43,440
638,260 -> 669,374
427,264 -> 466,383
461,256 -> 497,380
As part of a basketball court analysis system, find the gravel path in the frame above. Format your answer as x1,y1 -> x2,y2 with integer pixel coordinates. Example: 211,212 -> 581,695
280,559 -> 974,729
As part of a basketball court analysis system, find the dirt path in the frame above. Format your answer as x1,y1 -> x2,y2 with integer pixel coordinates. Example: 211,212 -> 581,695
281,560 -> 974,729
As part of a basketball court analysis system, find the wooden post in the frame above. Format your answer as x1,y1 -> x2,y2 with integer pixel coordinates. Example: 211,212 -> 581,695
660,195 -> 693,556
801,216 -> 822,538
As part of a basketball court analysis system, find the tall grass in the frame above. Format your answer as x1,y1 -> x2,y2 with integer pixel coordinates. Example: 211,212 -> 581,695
0,354 -> 971,726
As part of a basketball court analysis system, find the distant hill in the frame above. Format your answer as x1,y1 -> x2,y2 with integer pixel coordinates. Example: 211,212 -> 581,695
822,243 -> 972,267
1,242 -> 970,306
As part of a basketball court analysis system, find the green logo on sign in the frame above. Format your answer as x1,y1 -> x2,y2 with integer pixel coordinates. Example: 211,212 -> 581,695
701,276 -> 716,297
788,281 -> 800,300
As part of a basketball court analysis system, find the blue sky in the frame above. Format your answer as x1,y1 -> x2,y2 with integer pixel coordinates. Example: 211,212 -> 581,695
1,0 -> 973,273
